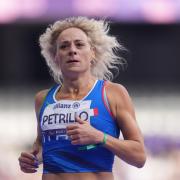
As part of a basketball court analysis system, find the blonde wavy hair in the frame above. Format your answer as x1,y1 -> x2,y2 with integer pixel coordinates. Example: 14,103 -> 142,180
39,16 -> 125,84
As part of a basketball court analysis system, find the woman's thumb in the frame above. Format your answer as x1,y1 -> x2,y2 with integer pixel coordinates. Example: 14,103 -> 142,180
30,145 -> 39,156
32,149 -> 39,156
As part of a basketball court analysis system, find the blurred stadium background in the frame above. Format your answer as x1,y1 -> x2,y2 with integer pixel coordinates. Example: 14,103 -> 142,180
0,0 -> 180,179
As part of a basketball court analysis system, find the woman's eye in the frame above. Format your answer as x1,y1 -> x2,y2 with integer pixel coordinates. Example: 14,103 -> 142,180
60,45 -> 67,49
76,43 -> 84,48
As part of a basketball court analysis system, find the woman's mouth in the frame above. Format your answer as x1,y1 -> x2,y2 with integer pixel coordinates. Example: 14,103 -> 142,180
67,59 -> 79,63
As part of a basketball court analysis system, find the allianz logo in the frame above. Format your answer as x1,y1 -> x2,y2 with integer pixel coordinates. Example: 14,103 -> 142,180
53,102 -> 80,110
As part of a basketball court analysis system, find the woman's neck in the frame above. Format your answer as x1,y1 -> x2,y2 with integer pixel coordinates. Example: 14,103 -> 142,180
60,75 -> 96,99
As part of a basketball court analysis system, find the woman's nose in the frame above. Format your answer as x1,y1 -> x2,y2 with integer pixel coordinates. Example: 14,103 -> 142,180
68,45 -> 77,56
68,51 -> 77,56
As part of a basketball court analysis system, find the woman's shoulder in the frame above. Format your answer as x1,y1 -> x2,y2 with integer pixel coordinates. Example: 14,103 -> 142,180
35,89 -> 49,101
104,81 -> 134,110
35,89 -> 49,112
105,81 -> 129,97
34,84 -> 59,103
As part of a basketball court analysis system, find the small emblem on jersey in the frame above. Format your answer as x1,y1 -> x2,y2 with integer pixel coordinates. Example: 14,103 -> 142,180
72,102 -> 80,109
53,103 -> 71,110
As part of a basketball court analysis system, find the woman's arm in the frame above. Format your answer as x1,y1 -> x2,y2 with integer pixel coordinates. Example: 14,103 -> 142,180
18,89 -> 48,173
103,82 -> 146,168
66,82 -> 146,168
33,89 -> 49,162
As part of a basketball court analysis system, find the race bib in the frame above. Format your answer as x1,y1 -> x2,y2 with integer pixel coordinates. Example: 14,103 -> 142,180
41,100 -> 98,142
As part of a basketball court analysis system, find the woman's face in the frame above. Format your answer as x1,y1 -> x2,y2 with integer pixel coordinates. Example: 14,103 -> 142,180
55,27 -> 95,77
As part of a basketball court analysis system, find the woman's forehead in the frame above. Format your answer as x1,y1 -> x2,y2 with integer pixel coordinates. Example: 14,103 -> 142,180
57,27 -> 88,43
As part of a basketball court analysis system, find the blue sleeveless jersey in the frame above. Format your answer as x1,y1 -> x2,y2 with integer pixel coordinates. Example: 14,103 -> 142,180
39,80 -> 120,173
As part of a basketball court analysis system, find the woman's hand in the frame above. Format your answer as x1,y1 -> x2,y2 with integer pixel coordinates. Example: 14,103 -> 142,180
18,149 -> 39,173
66,116 -> 104,145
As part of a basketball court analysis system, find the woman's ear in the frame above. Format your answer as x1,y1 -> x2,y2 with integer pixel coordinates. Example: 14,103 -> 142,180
90,47 -> 96,66
91,46 -> 96,60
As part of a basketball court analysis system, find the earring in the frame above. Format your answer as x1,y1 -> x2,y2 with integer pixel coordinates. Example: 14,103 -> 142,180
91,59 -> 95,65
